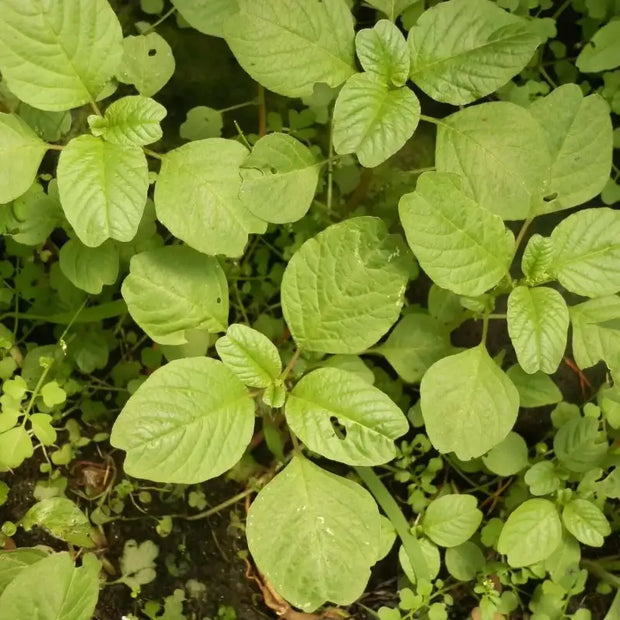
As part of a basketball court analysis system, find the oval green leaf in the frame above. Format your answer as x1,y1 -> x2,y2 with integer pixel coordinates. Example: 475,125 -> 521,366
562,499 -> 611,547
59,240 -> 120,295
422,494 -> 482,548
172,0 -> 239,37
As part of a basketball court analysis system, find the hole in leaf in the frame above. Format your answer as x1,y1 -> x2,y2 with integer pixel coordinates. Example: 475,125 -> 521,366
543,192 -> 558,202
148,48 -> 157,57
216,297 -> 221,303
329,416 -> 347,439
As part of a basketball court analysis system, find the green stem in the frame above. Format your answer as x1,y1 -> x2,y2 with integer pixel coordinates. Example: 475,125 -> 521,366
0,299 -> 127,325
219,100 -> 258,114
185,488 -> 255,521
582,559 -> 620,589
280,348 -> 302,381
481,312 -> 490,345
143,148 -> 163,160
141,6 -> 177,34
551,0 -> 572,20
511,216 -> 534,264
355,466 -> 430,582
46,144 -> 64,151
419,114 -> 441,126
326,121 -> 334,214
603,589 -> 620,620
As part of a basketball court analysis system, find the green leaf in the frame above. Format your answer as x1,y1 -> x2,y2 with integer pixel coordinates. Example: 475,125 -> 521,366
366,0 -> 419,20
179,106 -> 223,140
122,245 -> 228,345
0,548 -> 48,595
562,499 -> 611,547
599,383 -> 620,429
119,539 -> 158,590
239,133 -> 320,224
215,324 -> 281,388
155,138 -> 266,257
22,497 -> 95,547
497,499 -> 562,567
399,172 -> 513,296
420,345 -> 519,460
529,85 -> 612,213
0,553 -> 100,620
445,541 -> 486,581
375,313 -> 453,383
332,74 -> 420,167
57,135 -> 149,247
110,358 -> 255,483
428,285 -> 467,326
482,432 -> 528,476
507,286 -> 569,374
18,104 -> 71,142
0,0 -> 122,111
224,0 -> 356,98
88,95 -> 167,146
422,494 -> 482,547
521,234 -> 554,285
0,426 -> 33,470
246,456 -> 381,612
435,101 -> 550,220
285,367 -> 408,465
0,114 -> 48,203
320,355 -> 375,385
399,538 -> 440,584
506,365 -> 562,408
524,461 -> 561,496
548,208 -> 620,298
29,413 -> 57,446
281,217 -> 409,353
355,20 -> 409,86
40,381 -> 66,407
407,0 -> 541,105
553,416 -> 608,473
59,239 -> 120,295
544,531 -> 581,583
116,33 -> 175,97
171,0 -> 239,37
570,296 -> 620,370
576,21 -> 620,73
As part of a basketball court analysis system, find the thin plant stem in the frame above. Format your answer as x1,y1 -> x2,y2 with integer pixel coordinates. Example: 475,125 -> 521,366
551,0 -> 572,20
355,466 -> 430,582
141,6 -> 177,35
219,100 -> 258,114
488,313 -> 507,320
89,100 -> 102,117
186,488 -> 255,521
481,312 -> 490,345
233,282 -> 250,324
582,559 -> 620,589
234,120 -> 252,150
512,216 -> 534,263
46,144 -> 64,151
257,84 -> 266,137
326,121 -> 334,214
143,148 -> 163,160
280,349 -> 302,381
419,114 -> 441,125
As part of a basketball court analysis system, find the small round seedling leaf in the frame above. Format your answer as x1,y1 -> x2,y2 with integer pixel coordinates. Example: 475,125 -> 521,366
155,138 -> 266,257
246,456 -> 381,612
506,365 -> 562,408
171,0 -> 239,37
576,21 -> 620,73
110,357 -> 255,483
333,74 -> 420,167
445,541 -> 486,581
215,323 -> 281,388
59,240 -> 120,295
240,133 -> 320,224
482,432 -> 528,476
0,426 -> 33,470
281,217 -> 409,354
422,494 -> 482,548
399,172 -> 514,296
0,553 -> 100,620
180,106 -> 223,140
562,499 -> 611,547
497,499 -> 562,567
57,135 -> 149,247
553,417 -> 608,473
29,413 -> 57,446
40,381 -> 66,408
122,245 -> 228,345
399,538 -> 440,584
285,367 -> 409,465
420,346 -> 519,460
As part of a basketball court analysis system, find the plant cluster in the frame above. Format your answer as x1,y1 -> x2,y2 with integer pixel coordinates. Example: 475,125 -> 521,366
0,0 -> 619,619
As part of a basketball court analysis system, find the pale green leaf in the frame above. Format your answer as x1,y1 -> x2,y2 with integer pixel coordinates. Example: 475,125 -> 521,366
375,313 -> 453,383
171,0 -> 239,37
122,245 -> 228,345
482,432 -> 528,476
224,0 -> 356,98
39,382 -> 66,407
239,132 -> 320,224
215,323 -> 281,388
599,383 -> 620,429
18,103 -> 71,142
281,217 -> 409,353
0,114 -> 48,203
119,540 -> 158,590
141,0 -> 164,14
57,135 -> 148,247
553,416 -> 608,473
320,355 -> 375,385
399,172 -> 514,296
445,541 -> 486,581
544,532 -> 581,583
285,367 -> 408,465
549,208 -> 620,298
420,345 -> 519,460
59,239 -> 119,295
570,296 -> 620,370
507,286 -> 569,374
355,20 -> 410,86
0,426 -> 33,470
0,0 -> 122,111
524,461 -> 561,496
576,21 -> 620,73
332,74 -> 420,167
110,358 -> 255,483
155,138 -> 266,257
0,553 -> 100,620
408,0 -> 541,105
29,413 -> 57,446
116,33 -> 175,97
521,234 -> 554,284
497,499 -> 562,567
0,548 -> 48,595
562,499 -> 610,547
179,106 -> 223,140
529,85 -> 612,213
399,538 -> 440,584
435,101 -> 550,220
506,365 -> 562,408
422,494 -> 482,547
365,0 -> 419,20
22,497 -> 95,547
376,516 -> 397,562
428,285 -> 467,326
246,456 -> 381,611
88,95 -> 167,146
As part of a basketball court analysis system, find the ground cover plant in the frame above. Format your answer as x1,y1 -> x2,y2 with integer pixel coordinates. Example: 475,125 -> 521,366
0,0 -> 619,618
